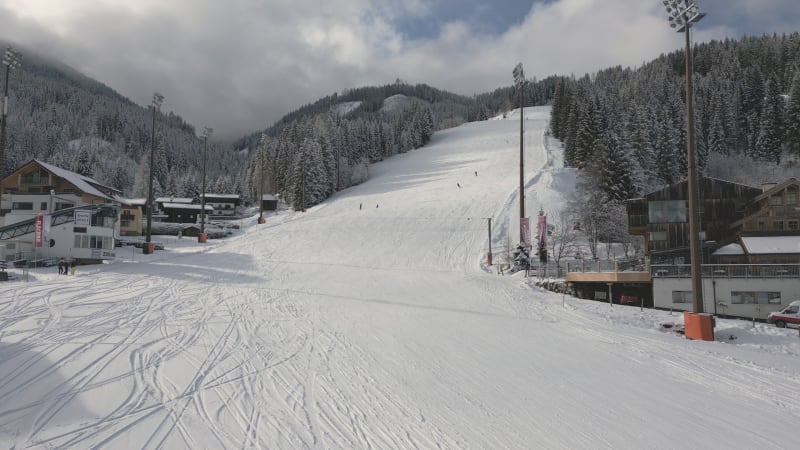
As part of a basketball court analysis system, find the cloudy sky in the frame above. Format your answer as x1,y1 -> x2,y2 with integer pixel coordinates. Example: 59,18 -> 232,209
1,0 -> 798,139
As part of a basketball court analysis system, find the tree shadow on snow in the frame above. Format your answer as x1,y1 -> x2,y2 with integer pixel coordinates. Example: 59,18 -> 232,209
0,342 -> 93,445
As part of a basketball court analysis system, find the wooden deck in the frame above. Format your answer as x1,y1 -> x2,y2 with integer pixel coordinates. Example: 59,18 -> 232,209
565,271 -> 652,283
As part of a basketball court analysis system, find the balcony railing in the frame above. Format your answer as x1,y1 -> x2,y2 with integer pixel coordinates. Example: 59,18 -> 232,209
20,176 -> 50,185
651,264 -> 800,278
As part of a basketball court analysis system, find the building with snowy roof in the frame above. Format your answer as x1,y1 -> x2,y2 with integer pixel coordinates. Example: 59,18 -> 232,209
200,193 -> 240,217
0,160 -> 122,264
620,176 -> 800,320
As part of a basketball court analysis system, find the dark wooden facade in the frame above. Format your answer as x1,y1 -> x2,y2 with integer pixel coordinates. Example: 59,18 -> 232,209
627,177 -> 763,262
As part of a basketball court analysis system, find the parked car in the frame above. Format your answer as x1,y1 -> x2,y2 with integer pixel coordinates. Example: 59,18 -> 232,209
619,295 -> 640,305
767,301 -> 800,328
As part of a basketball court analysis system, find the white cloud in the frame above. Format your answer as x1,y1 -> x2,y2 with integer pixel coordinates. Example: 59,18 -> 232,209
0,0 -> 797,138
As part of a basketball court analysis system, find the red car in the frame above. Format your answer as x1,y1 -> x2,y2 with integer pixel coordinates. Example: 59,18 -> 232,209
620,295 -> 640,305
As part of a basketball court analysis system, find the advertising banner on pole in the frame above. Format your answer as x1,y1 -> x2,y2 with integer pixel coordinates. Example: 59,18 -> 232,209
34,214 -> 44,248
538,214 -> 547,249
520,217 -> 531,248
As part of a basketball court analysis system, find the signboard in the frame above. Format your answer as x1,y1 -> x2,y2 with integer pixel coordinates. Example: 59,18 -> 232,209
520,217 -> 531,248
74,210 -> 91,226
34,214 -> 44,248
537,214 -> 547,249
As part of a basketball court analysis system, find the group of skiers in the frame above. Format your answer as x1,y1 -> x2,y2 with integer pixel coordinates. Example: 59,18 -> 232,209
57,259 -> 76,276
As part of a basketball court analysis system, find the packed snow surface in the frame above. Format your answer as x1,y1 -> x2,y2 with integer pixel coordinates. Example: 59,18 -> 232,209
2,107 -> 800,449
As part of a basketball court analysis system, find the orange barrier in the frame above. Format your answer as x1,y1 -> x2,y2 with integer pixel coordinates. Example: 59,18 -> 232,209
198,233 -> 207,243
143,242 -> 155,254
684,312 -> 715,341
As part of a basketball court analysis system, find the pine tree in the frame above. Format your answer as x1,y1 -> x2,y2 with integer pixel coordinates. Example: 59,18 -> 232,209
785,71 -> 800,157
755,77 -> 784,164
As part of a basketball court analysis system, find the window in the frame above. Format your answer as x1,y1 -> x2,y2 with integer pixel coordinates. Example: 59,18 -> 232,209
757,221 -> 765,231
12,202 -> 33,210
789,221 -> 799,231
672,291 -> 692,303
55,202 -> 74,211
785,306 -> 799,314
649,201 -> 686,223
774,221 -> 784,231
74,235 -> 113,249
21,168 -> 49,185
40,202 -> 48,210
731,291 -> 781,305
785,191 -> 797,205
770,196 -> 783,206
650,231 -> 667,241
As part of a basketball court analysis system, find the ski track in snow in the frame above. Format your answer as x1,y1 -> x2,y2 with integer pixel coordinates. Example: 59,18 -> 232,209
2,107 -> 800,448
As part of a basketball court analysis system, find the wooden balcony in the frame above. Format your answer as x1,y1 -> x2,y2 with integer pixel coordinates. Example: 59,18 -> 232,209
566,259 -> 652,284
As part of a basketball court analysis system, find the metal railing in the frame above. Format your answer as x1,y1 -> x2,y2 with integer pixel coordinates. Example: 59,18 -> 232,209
651,263 -> 800,278
566,258 -> 647,274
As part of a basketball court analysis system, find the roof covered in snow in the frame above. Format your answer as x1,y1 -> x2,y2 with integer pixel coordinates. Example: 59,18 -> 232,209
156,197 -> 194,204
741,236 -> 800,255
713,243 -> 745,256
162,203 -> 213,211
34,159 -> 119,202
202,193 -> 240,200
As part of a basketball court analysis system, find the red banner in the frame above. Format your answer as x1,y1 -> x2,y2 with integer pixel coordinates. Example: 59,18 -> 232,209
538,214 -> 547,249
520,217 -> 531,248
35,214 -> 44,248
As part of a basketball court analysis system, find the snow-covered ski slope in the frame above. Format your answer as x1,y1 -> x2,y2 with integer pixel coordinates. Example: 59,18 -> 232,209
2,107 -> 800,449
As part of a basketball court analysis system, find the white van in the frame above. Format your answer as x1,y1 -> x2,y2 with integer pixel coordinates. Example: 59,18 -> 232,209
767,301 -> 800,328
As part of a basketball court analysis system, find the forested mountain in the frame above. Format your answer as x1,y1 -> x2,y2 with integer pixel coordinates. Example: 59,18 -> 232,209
0,42 -> 552,210
5,33 -> 796,214
232,80 -> 557,210
0,40 -> 246,201
550,32 -> 800,203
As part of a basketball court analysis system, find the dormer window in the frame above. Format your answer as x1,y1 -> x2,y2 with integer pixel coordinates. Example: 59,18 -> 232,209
21,168 -> 50,185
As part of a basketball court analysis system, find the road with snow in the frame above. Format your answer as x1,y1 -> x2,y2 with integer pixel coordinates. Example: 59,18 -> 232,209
2,107 -> 800,449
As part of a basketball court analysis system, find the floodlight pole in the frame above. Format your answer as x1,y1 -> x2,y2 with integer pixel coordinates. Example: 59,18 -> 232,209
199,127 -> 212,241
485,217 -> 493,266
258,133 -> 267,224
665,0 -> 706,313
1,47 -> 20,179
513,63 -> 526,242
144,92 -> 164,254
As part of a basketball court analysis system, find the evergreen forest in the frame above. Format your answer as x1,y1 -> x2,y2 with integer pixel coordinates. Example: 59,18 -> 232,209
1,33 -> 798,213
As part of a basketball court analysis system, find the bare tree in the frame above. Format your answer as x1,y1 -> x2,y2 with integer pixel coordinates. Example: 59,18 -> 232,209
549,209 -> 580,270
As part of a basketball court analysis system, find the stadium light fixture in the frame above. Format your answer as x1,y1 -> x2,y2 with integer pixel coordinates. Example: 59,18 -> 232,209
513,62 -> 526,242
258,133 -> 268,224
199,126 -> 213,241
144,92 -> 164,254
1,47 -> 21,179
664,0 -> 706,313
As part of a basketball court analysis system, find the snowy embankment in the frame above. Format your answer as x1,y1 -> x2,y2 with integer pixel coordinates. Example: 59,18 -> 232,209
2,107 -> 800,449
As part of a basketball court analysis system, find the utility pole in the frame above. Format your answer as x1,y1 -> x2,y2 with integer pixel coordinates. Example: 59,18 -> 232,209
513,63 -> 526,242
144,92 -> 164,254
199,127 -> 212,242
485,217 -> 493,266
1,47 -> 21,179
258,133 -> 267,224
664,0 -> 706,313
